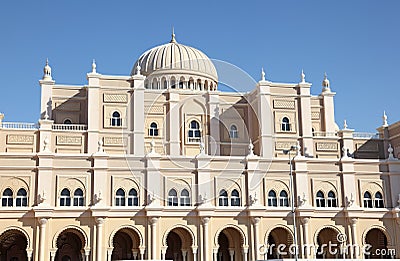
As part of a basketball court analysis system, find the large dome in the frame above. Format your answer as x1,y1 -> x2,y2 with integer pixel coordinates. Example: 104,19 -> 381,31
132,33 -> 218,83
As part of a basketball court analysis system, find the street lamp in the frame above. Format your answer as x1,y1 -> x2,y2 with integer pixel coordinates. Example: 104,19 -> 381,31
283,144 -> 300,261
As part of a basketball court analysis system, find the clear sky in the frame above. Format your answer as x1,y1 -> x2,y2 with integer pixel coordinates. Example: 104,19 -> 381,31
0,1 -> 399,132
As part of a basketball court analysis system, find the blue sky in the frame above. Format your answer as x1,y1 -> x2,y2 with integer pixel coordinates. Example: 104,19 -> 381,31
0,1 -> 399,132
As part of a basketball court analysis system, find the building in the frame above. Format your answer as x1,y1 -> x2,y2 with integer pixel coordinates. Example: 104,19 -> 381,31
0,32 -> 399,261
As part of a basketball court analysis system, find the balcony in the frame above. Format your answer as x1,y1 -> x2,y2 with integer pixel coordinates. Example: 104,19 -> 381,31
0,122 -> 38,130
52,124 -> 88,131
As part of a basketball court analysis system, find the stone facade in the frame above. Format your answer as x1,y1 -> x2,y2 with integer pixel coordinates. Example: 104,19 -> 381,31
0,34 -> 399,261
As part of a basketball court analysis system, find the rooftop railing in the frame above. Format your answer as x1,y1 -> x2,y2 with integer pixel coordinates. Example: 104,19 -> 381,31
0,122 -> 38,129
52,124 -> 88,131
353,132 -> 380,139
313,131 -> 338,137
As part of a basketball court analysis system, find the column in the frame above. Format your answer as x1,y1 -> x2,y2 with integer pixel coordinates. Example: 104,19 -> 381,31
212,249 -> 218,261
242,247 -> 248,261
139,247 -> 145,260
302,217 -> 310,258
107,248 -> 113,261
257,79 -> 274,158
298,81 -> 314,156
131,73 -> 145,156
50,250 -> 56,261
87,71 -> 101,154
229,249 -> 234,261
192,246 -> 198,261
161,247 -> 167,260
38,218 -> 48,261
182,250 -> 187,261
150,217 -> 159,259
206,91 -> 220,156
202,217 -> 210,261
166,91 -> 180,155
84,250 -> 90,261
252,217 -> 261,260
96,217 -> 105,261
350,218 -> 358,259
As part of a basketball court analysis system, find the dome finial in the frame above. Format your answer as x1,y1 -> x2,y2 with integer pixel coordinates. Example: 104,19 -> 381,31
301,69 -> 306,83
43,58 -> 52,80
261,67 -> 265,81
171,26 -> 176,43
92,59 -> 97,73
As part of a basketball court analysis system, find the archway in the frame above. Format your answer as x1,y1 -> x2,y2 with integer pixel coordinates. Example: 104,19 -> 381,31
0,229 -> 28,261
365,228 -> 391,259
266,227 -> 293,259
216,227 -> 244,261
164,227 -> 194,261
111,228 -> 141,260
315,227 -> 340,259
55,228 -> 85,261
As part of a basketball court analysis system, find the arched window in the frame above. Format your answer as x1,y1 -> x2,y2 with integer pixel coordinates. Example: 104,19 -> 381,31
2,188 -> 13,207
279,190 -> 289,207
327,191 -> 337,207
229,125 -> 238,139
149,122 -> 159,136
219,189 -> 228,206
16,188 -> 28,207
268,190 -> 277,207
281,117 -> 291,131
316,191 -> 325,207
128,188 -> 139,206
168,189 -> 178,206
115,188 -> 125,206
171,78 -> 176,89
188,120 -> 201,143
63,119 -> 72,124
60,188 -> 71,206
163,80 -> 168,89
231,189 -> 240,206
111,111 -> 122,126
73,188 -> 84,206
363,192 -> 373,208
180,189 -> 190,206
374,192 -> 384,208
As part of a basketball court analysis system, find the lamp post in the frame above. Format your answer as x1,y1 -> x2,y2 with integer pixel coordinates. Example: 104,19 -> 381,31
283,144 -> 299,261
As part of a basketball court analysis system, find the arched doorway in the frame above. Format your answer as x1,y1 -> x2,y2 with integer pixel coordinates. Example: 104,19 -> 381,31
55,229 -> 85,261
216,227 -> 244,261
164,227 -> 194,261
365,228 -> 391,259
0,229 -> 28,261
111,228 -> 141,260
266,227 -> 293,259
315,227 -> 341,259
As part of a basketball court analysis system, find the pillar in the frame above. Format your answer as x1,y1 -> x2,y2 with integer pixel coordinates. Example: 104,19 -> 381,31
202,217 -> 210,261
242,247 -> 248,261
229,249 -> 234,261
321,88 -> 336,133
298,81 -> 314,156
252,217 -> 261,260
206,91 -> 220,156
107,248 -> 113,261
131,73 -> 145,156
84,250 -> 90,261
38,218 -> 48,261
212,249 -> 218,261
161,247 -> 167,260
256,79 -> 274,158
166,91 -> 181,155
350,218 -> 359,259
302,217 -> 310,258
182,250 -> 187,261
150,217 -> 159,259
96,217 -> 105,261
87,71 -> 101,154
192,246 -> 198,261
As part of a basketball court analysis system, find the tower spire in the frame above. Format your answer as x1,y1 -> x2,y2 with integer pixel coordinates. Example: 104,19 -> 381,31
171,26 -> 176,43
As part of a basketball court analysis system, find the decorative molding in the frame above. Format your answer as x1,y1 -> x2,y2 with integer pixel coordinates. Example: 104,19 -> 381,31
56,136 -> 82,146
144,105 -> 164,114
273,99 -> 295,109
275,141 -> 297,150
316,142 -> 338,152
7,135 -> 34,145
103,93 -> 128,103
103,137 -> 125,146
311,111 -> 320,120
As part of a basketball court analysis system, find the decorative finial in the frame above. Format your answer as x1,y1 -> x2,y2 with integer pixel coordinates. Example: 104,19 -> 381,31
43,58 -> 52,80
135,63 -> 141,75
388,143 -> 395,160
150,139 -> 155,154
383,111 -> 388,127
92,59 -> 97,73
248,139 -> 254,156
98,139 -> 104,153
199,138 -> 205,155
261,67 -> 266,81
300,69 -> 306,83
295,140 -> 302,157
343,119 -> 348,129
170,27 -> 176,43
322,72 -> 330,91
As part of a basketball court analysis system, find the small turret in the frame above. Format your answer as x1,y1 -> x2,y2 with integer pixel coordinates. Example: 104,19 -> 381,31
322,72 -> 330,92
43,58 -> 52,81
